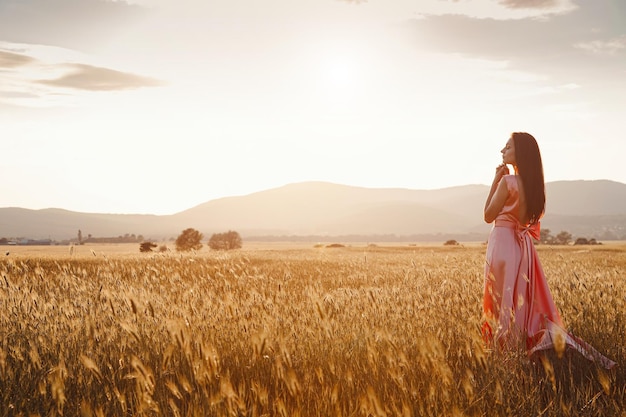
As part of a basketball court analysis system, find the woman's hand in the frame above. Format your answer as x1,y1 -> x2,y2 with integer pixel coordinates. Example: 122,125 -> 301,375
493,164 -> 509,184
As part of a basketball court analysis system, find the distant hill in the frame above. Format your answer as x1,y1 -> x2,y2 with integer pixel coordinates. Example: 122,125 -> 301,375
1,180 -> 625,242
0,208 -> 166,241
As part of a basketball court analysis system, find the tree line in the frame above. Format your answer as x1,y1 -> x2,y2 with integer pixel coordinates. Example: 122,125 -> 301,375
539,229 -> 601,245
140,228 -> 242,253
0,228 -> 603,249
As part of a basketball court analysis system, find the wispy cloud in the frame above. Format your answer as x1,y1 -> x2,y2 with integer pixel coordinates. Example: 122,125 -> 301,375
0,0 -> 146,51
0,43 -> 163,108
438,0 -> 576,15
575,35 -> 626,56
497,0 -> 569,10
407,1 -> 625,84
38,63 -> 163,91
0,0 -> 155,104
0,50 -> 36,68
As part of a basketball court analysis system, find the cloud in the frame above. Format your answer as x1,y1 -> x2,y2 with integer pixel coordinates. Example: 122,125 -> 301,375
0,50 -> 36,68
0,0 -> 147,51
497,0 -> 564,9
0,90 -> 40,99
436,0 -> 576,15
0,43 -> 163,109
406,1 -> 625,80
408,14 -> 570,63
37,63 -> 163,91
575,36 -> 626,55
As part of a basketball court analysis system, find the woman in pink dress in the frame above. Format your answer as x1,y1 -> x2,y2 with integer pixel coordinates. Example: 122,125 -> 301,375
482,132 -> 615,369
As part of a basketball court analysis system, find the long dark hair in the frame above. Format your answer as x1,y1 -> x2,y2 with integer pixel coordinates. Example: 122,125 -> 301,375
512,132 -> 545,224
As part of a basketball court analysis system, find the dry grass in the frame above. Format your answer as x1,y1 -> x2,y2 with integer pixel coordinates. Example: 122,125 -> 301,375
0,243 -> 624,416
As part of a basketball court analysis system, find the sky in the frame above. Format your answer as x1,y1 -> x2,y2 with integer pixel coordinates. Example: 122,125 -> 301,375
0,0 -> 625,214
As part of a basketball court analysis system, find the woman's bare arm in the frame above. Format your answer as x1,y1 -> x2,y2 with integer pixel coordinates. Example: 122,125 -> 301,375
484,164 -> 510,223
484,178 -> 508,223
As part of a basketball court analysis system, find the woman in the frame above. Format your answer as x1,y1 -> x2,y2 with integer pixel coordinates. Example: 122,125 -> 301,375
482,132 -> 615,369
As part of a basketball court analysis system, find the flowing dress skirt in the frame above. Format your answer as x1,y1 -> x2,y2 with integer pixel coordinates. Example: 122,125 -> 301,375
483,219 -> 615,369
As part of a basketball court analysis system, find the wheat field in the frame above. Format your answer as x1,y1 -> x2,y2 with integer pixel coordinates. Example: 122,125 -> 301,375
1,243 -> 624,416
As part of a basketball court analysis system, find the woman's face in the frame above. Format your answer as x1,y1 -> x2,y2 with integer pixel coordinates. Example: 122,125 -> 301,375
501,137 -> 516,165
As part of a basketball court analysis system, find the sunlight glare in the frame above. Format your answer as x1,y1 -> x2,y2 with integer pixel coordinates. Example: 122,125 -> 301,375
321,56 -> 358,88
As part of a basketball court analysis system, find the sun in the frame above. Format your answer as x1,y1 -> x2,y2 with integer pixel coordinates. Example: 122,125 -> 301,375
306,35 -> 375,103
320,55 -> 359,87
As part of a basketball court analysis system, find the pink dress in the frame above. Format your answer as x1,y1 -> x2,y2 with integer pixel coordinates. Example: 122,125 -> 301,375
483,175 -> 615,369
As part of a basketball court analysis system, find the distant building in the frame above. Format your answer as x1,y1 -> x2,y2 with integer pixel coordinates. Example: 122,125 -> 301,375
24,239 -> 52,246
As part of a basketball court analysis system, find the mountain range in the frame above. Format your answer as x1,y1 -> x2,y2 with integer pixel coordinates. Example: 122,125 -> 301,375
1,180 -> 625,242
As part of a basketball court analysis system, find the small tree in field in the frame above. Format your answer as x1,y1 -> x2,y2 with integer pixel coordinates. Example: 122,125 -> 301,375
539,228 -> 553,244
555,231 -> 572,245
139,242 -> 158,253
175,228 -> 204,252
208,230 -> 242,250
